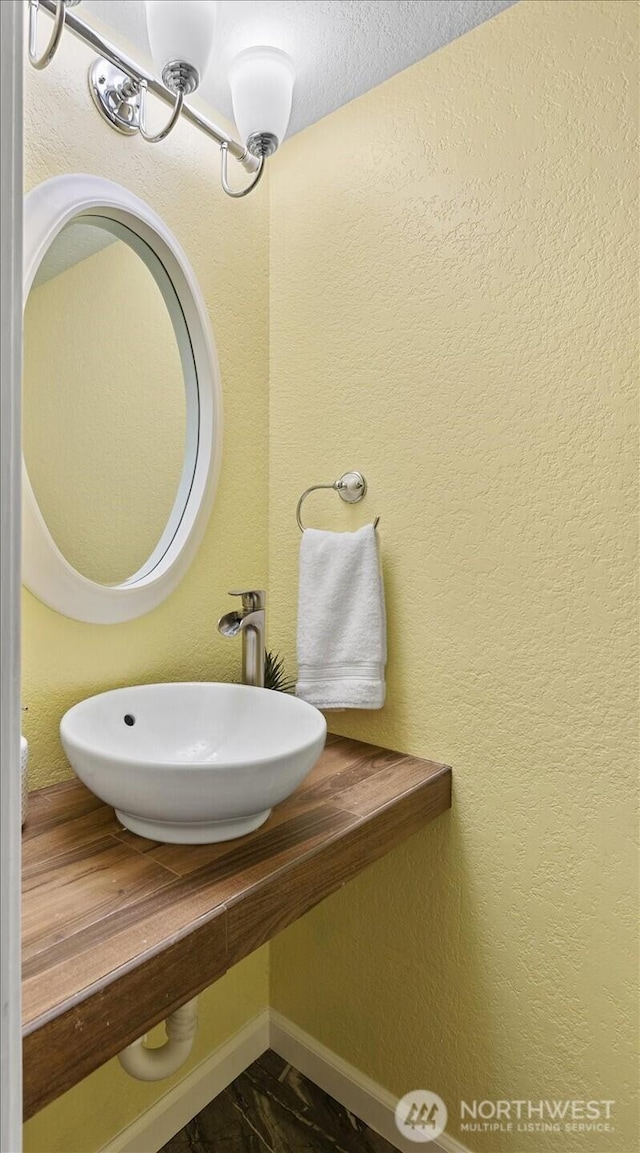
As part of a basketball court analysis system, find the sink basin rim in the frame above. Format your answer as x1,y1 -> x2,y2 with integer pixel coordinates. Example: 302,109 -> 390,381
60,681 -> 326,770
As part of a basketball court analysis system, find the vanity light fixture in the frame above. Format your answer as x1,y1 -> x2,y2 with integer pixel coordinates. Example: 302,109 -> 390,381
26,0 -> 296,199
229,47 -> 295,160
140,0 -> 217,144
224,46 -> 296,196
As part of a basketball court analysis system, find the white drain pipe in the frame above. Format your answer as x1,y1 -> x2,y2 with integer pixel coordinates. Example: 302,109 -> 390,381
118,997 -> 198,1081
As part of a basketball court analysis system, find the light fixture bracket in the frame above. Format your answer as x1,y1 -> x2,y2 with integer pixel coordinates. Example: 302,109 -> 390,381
89,57 -> 200,138
28,0 -> 82,72
89,59 -> 140,135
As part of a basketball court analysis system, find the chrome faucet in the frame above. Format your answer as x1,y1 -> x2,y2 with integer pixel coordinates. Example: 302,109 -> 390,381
217,590 -> 266,688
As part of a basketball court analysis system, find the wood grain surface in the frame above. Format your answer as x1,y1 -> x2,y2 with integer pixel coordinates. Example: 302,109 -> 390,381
22,735 -> 451,1119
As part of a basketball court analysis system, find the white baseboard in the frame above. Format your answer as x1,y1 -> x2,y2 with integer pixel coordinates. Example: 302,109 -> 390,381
100,1008 -> 470,1153
100,1010 -> 270,1153
269,1010 -> 470,1153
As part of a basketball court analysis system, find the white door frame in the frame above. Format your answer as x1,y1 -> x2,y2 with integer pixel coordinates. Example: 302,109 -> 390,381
0,3 -> 23,1150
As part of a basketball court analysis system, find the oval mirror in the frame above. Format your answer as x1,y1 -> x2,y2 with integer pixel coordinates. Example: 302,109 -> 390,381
22,175 -> 222,624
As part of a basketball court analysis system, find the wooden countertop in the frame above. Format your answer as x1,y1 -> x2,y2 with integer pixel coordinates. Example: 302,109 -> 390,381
22,735 -> 451,1119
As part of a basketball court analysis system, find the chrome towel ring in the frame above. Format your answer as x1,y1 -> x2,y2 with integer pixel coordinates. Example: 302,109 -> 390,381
296,471 -> 380,532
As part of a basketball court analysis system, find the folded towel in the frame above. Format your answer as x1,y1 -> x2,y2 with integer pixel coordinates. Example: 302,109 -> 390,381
296,523 -> 387,710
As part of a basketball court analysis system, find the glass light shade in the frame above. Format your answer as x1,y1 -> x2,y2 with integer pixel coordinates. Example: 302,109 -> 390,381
145,1 -> 217,83
228,47 -> 295,152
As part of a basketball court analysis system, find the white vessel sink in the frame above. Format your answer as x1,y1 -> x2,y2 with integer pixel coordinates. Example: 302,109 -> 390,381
60,682 -> 327,844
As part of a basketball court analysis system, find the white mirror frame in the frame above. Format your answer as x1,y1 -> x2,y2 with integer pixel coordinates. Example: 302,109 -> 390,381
22,174 -> 222,624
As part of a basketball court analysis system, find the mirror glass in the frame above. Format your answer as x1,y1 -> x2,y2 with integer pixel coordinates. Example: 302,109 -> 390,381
23,218 -> 190,586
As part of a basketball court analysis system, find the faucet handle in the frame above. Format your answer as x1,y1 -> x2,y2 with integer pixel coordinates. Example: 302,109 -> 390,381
229,589 -> 266,612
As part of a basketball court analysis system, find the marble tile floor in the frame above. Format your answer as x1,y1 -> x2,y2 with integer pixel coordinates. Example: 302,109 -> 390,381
159,1050 -> 398,1153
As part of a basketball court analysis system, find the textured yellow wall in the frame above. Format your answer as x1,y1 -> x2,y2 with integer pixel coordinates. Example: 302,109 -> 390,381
268,3 -> 638,1151
21,22 -> 270,1153
24,238 -> 185,583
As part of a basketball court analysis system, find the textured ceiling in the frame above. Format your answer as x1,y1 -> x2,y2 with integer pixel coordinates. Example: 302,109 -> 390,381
81,1 -> 515,137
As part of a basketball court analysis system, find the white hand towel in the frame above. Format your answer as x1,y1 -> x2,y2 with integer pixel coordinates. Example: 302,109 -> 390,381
296,523 -> 387,710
